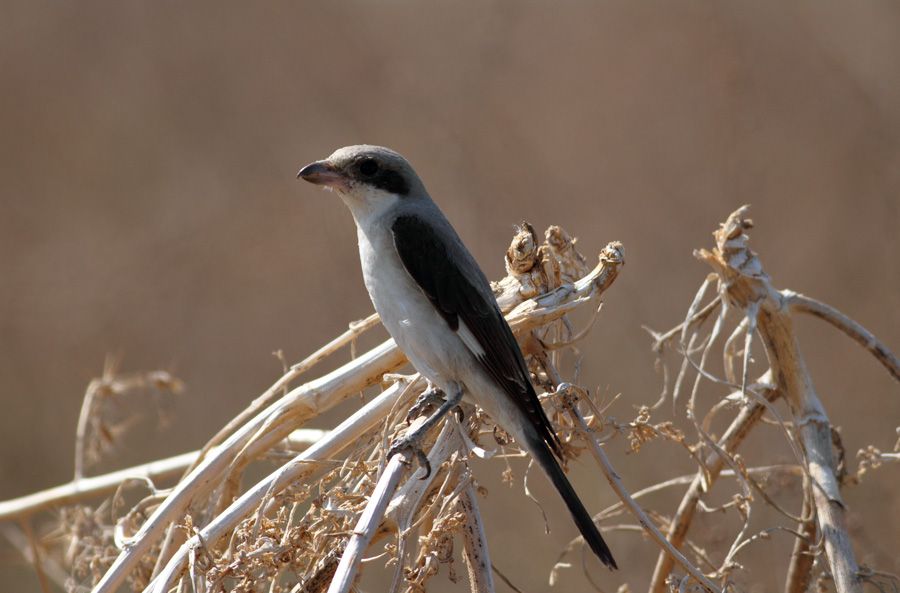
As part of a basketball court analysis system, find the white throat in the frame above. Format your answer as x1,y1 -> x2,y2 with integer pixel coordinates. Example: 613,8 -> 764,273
339,184 -> 402,230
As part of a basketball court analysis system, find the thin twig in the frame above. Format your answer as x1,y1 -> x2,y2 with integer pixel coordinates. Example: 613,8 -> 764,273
649,372 -> 777,593
567,398 -> 720,593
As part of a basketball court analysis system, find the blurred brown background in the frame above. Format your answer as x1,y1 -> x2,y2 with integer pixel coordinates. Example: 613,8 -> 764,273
1,2 -> 898,591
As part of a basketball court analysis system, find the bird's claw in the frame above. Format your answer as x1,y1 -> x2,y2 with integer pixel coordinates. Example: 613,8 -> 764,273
405,385 -> 445,425
388,434 -> 432,479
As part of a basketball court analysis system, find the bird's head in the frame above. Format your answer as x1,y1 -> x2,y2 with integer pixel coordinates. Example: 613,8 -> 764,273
297,145 -> 424,221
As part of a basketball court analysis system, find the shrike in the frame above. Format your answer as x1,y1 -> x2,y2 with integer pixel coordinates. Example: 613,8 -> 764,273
297,145 -> 617,569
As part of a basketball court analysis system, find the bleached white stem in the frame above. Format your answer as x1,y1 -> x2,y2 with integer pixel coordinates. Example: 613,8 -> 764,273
147,384 -> 403,593
0,430 -> 324,523
458,483 -> 495,593
326,453 -> 411,593
96,339 -> 405,593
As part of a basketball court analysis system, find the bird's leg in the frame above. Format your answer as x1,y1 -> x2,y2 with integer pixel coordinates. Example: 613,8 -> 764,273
405,381 -> 445,425
390,381 -> 463,479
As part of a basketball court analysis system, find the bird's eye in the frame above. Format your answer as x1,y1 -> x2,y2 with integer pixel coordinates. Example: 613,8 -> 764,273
358,158 -> 379,177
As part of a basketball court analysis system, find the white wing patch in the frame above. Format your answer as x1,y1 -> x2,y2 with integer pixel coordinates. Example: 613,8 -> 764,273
457,320 -> 485,357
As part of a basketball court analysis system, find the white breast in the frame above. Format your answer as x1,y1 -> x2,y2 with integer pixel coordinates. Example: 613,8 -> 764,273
355,221 -> 470,387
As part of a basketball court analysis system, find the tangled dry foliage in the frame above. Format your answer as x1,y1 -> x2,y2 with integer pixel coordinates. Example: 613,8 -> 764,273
1,208 -> 898,593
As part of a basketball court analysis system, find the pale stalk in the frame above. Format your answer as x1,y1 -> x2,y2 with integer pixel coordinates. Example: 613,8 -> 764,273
147,384 -> 403,593
696,207 -> 864,593
568,403 -> 720,593
95,339 -> 405,593
458,483 -> 495,593
326,454 -> 411,593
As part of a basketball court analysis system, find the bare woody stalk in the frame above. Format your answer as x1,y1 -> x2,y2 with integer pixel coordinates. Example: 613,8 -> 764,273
94,340 -> 407,593
785,293 -> 900,382
562,387 -> 721,593
0,431 -> 327,522
325,453 -> 412,593
695,207 -> 865,593
149,314 -> 384,579
784,485 -> 817,593
148,383 -> 407,593
457,483 -> 495,593
190,313 -> 382,470
648,373 -> 777,593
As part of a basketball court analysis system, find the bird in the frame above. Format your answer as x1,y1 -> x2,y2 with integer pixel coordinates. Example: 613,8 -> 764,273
297,145 -> 617,570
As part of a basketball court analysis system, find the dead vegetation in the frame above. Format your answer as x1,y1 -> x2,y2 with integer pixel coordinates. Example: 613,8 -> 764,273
1,208 -> 898,593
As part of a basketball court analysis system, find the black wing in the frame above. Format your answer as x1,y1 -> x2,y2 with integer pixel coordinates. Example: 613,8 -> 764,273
392,213 -> 619,570
391,214 -> 562,458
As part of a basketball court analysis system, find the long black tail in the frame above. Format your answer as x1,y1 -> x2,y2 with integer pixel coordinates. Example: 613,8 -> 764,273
527,433 -> 618,569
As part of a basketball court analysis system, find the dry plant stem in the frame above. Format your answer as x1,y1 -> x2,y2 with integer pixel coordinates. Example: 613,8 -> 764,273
0,430 -> 325,523
74,379 -> 100,481
785,484 -> 817,593
505,241 -> 625,324
594,464 -> 801,523
385,421 -> 460,527
147,384 -> 404,593
458,483 -> 495,593
648,298 -> 722,352
326,453 -> 412,593
785,292 -> 900,382
568,407 -> 721,593
0,452 -> 194,521
1,522 -> 68,591
21,519 -> 52,593
171,311 -> 381,568
151,428 -> 323,577
191,313 -> 381,470
649,373 -> 777,593
97,340 -> 406,593
385,420 -> 463,593
697,206 -> 864,593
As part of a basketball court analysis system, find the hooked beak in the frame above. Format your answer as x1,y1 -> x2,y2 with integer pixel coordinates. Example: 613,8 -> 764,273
297,160 -> 349,191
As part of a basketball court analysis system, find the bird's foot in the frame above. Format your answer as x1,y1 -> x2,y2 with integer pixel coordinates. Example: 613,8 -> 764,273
405,384 -> 445,425
388,433 -> 432,479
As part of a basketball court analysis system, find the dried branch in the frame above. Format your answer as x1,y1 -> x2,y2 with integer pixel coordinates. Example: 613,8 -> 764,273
563,387 -> 720,593
0,430 -> 325,524
147,383 -> 407,593
458,483 -> 495,593
74,367 -> 183,481
696,206 -> 865,593
649,372 -> 778,593
784,482 -> 817,593
326,453 -> 412,593
191,314 -> 381,471
93,339 -> 408,593
2,522 -> 69,590
785,292 -> 900,383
